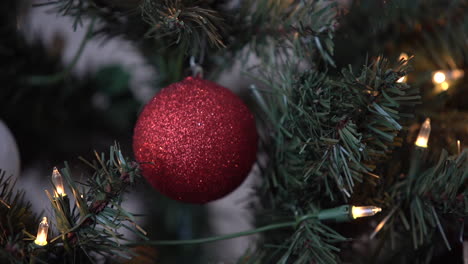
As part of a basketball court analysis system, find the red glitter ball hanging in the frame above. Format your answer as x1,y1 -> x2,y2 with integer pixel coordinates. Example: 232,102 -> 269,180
133,77 -> 258,203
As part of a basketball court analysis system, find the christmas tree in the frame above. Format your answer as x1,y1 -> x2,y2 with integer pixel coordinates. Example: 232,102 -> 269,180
1,0 -> 467,263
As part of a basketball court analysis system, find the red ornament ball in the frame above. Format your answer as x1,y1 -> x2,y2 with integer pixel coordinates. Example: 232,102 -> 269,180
133,77 -> 258,203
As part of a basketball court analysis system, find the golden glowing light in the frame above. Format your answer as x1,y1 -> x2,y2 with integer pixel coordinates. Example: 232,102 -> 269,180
52,167 -> 66,197
415,118 -> 431,148
457,140 -> 461,155
451,69 -> 464,80
433,69 -> 464,93
399,52 -> 409,61
351,206 -> 382,219
433,71 -> 446,84
396,53 -> 409,83
34,217 -> 49,246
440,82 -> 449,91
370,208 -> 397,239
374,218 -> 386,233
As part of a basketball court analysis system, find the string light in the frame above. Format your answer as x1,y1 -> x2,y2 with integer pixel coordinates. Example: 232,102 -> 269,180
52,167 -> 66,197
451,69 -> 464,79
397,53 -> 408,83
34,217 -> 49,246
457,140 -> 461,155
415,118 -> 431,148
440,82 -> 449,91
399,52 -> 409,61
433,71 -> 446,84
351,206 -> 382,219
433,69 -> 464,92
318,205 -> 382,222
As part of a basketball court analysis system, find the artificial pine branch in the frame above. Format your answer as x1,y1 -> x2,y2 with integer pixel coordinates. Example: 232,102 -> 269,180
44,0 -> 338,67
44,0 -> 226,52
0,170 -> 38,263
0,144 -> 146,263
253,56 -> 419,204
244,2 -> 428,261
141,0 -> 226,51
45,144 -> 145,262
369,149 -> 467,262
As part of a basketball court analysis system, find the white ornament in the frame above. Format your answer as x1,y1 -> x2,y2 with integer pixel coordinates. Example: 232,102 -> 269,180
0,120 -> 20,178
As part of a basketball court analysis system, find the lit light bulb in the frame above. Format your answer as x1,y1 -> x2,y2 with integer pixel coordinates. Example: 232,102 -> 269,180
434,70 -> 464,93
397,76 -> 407,83
451,69 -> 464,79
457,140 -> 461,155
440,82 -> 449,91
52,167 -> 66,197
351,206 -> 382,219
415,118 -> 431,148
399,52 -> 409,61
433,71 -> 446,84
396,53 -> 409,83
34,217 -> 49,246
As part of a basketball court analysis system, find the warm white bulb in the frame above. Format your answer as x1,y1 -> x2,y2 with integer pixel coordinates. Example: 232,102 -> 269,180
52,167 -> 66,197
415,118 -> 431,148
451,69 -> 464,80
399,52 -> 409,61
396,53 -> 409,82
351,206 -> 382,219
440,82 -> 449,91
433,71 -> 446,84
34,217 -> 49,246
